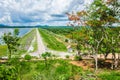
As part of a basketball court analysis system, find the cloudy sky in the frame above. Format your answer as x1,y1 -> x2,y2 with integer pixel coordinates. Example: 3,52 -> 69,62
0,0 -> 92,26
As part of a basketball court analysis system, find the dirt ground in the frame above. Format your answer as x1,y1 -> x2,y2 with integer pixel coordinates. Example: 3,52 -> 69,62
70,60 -> 94,70
70,59 -> 120,70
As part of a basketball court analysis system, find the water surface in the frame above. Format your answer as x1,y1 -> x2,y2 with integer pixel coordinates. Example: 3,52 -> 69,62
0,28 -> 32,44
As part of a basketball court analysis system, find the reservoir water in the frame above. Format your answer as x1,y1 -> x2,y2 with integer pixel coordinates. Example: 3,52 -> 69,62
0,28 -> 32,44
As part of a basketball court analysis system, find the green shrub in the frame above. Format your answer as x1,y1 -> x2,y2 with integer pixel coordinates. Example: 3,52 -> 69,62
24,54 -> 32,60
0,65 -> 18,80
65,55 -> 70,59
65,39 -> 69,43
32,60 -> 83,80
55,65 -> 67,74
20,61 -> 31,74
41,52 -> 51,59
36,62 -> 45,71
74,55 -> 82,61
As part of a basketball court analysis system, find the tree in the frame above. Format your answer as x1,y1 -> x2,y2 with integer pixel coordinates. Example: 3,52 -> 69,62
66,10 -> 88,57
2,29 -> 20,60
66,0 -> 119,71
85,0 -> 119,71
41,52 -> 51,67
103,28 -> 120,69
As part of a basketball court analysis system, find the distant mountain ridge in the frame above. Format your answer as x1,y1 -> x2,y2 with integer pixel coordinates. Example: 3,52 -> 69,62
0,25 -> 73,28
0,24 -> 6,27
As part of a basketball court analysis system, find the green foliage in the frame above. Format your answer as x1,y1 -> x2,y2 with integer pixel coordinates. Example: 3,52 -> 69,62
41,52 -> 51,58
33,60 -> 83,80
41,52 -> 52,67
39,28 -> 67,51
0,45 -> 7,56
2,29 -> 20,59
65,39 -> 69,42
87,0 -> 118,28
0,65 -> 18,80
99,71 -> 120,80
65,55 -> 70,59
36,62 -> 46,72
41,26 -> 74,35
0,57 -> 32,80
24,54 -> 32,60
19,61 -> 31,74
0,59 -> 119,80
14,28 -> 19,36
55,65 -> 68,74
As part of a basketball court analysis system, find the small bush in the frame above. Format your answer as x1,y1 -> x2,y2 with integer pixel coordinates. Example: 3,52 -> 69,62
41,52 -> 51,59
24,54 -> 32,60
74,55 -> 82,61
65,39 -> 69,43
65,55 -> 70,59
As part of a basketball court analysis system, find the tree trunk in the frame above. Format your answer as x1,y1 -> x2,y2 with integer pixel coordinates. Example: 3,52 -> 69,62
44,58 -> 47,67
111,53 -> 117,69
94,54 -> 98,71
8,47 -> 12,60
94,37 -> 103,72
92,48 -> 98,72
9,50 -> 11,60
118,54 -> 120,67
77,50 -> 81,56
104,53 -> 109,60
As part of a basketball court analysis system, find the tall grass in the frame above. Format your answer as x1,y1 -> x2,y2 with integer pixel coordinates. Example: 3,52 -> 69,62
0,45 -> 7,56
98,71 -> 120,80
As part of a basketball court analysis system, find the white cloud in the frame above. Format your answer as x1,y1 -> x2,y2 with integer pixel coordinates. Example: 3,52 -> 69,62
0,15 -> 12,23
49,0 -> 73,14
0,0 -> 92,26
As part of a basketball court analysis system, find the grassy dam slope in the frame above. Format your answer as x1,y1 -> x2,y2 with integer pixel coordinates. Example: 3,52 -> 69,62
0,29 -> 37,57
19,29 -> 37,54
39,28 -> 67,51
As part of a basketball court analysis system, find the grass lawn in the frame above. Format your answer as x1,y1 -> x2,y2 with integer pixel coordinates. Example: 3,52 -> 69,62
98,69 -> 120,80
0,45 -> 7,57
39,28 -> 67,51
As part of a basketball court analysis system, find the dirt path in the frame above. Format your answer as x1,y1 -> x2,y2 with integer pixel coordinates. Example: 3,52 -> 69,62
29,29 -> 46,57
47,50 -> 73,58
36,28 -> 46,54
